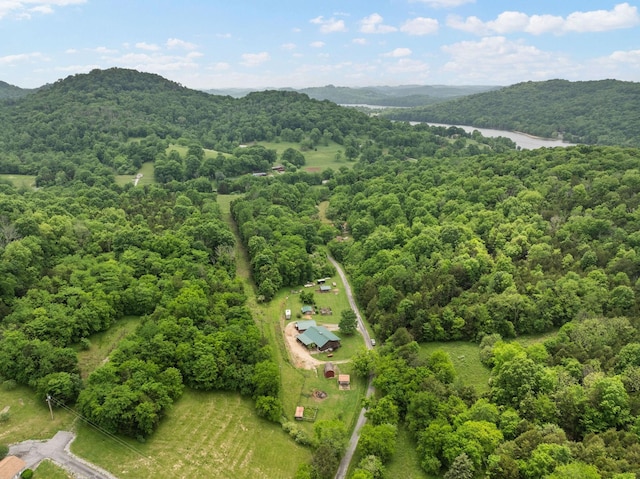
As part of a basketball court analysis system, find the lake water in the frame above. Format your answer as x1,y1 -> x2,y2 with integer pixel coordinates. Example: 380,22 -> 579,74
423,122 -> 577,150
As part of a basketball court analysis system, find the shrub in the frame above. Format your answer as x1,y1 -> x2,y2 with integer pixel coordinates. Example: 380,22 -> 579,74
21,469 -> 34,479
2,380 -> 17,391
0,411 -> 10,423
0,444 -> 8,460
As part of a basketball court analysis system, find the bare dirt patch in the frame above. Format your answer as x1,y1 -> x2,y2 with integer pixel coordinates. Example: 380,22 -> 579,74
284,321 -> 343,370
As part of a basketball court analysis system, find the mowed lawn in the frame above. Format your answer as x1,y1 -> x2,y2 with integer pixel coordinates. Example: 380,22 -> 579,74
35,460 -> 73,478
257,140 -> 355,171
72,390 -> 310,479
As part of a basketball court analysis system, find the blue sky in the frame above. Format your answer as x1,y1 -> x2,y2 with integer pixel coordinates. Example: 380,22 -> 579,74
1,1 -> 639,89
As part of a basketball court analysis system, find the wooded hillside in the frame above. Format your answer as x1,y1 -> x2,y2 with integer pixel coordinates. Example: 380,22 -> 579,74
385,79 -> 640,147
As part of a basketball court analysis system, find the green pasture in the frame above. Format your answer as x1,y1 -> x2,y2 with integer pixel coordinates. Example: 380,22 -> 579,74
71,390 -> 310,479
420,341 -> 491,394
166,143 -> 230,159
76,316 -> 141,380
0,174 -> 36,189
257,140 -> 354,171
35,460 -> 73,478
115,161 -> 156,187
0,384 -> 75,444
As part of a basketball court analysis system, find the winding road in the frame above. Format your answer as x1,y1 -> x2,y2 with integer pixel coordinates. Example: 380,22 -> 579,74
328,255 -> 375,479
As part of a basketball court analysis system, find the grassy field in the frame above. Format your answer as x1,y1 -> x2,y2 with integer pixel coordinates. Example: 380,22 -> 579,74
0,384 -> 75,445
256,140 -> 355,171
0,174 -> 36,189
35,460 -> 73,478
166,143 -> 231,159
420,341 -> 491,394
115,161 -> 156,187
71,390 -> 310,479
75,316 -> 141,380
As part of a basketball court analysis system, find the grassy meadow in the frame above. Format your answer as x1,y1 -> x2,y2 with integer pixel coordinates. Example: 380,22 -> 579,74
256,140 -> 355,172
420,341 -> 491,394
0,174 -> 36,189
114,161 -> 156,187
71,390 -> 310,479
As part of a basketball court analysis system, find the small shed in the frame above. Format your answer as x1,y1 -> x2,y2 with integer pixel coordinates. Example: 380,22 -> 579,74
0,455 -> 26,479
301,305 -> 314,315
319,285 -> 331,293
338,374 -> 351,389
285,309 -> 292,320
324,362 -> 335,378
295,406 -> 305,420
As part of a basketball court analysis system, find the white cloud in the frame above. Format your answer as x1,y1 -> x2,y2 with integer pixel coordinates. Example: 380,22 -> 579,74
310,41 -> 325,48
400,17 -> 439,35
65,48 -> 78,54
167,38 -> 197,50
441,36 -> 573,83
360,13 -> 397,34
352,38 -> 368,45
0,0 -> 86,19
281,43 -> 296,51
86,46 -> 118,54
240,51 -> 270,67
448,3 -> 640,36
410,0 -> 474,7
609,49 -> 640,63
383,48 -> 412,58
216,33 -> 232,39
310,15 -> 347,33
0,52 -> 45,65
565,3 -> 640,32
386,58 -> 430,74
136,42 -> 160,51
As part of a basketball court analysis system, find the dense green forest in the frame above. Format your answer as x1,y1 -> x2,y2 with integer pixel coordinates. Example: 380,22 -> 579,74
0,180 -> 282,436
385,79 -> 640,148
2,68 -> 640,478
0,80 -> 35,100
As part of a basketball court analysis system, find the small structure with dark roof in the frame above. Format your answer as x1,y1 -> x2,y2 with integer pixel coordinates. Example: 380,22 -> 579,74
297,325 -> 341,352
324,362 -> 335,378
0,455 -> 26,479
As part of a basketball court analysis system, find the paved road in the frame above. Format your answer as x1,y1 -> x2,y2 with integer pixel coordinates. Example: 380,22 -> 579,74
328,255 -> 375,479
9,430 -> 119,479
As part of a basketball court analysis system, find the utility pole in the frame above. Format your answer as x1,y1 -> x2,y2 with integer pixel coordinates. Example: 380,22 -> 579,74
46,395 -> 54,420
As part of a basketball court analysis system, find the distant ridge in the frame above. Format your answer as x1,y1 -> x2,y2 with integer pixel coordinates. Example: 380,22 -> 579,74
385,78 -> 640,147
0,80 -> 37,100
204,84 -> 500,107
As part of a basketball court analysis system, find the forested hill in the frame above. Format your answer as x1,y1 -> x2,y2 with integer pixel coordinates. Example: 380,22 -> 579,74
385,79 -> 640,147
0,68 -> 374,177
0,80 -> 34,100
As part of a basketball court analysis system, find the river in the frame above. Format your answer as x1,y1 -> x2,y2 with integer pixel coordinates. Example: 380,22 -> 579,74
425,122 -> 577,150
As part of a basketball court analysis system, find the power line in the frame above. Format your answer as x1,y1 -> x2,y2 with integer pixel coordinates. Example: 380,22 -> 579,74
49,396 -> 151,462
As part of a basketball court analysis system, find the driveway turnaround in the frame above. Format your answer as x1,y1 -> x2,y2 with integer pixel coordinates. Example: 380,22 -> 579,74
9,430 -> 118,479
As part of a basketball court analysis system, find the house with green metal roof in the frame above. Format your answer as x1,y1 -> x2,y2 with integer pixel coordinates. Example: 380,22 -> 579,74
296,319 -> 317,332
297,325 -> 341,352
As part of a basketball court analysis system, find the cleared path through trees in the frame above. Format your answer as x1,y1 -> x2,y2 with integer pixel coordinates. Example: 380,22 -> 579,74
328,255 -> 375,479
